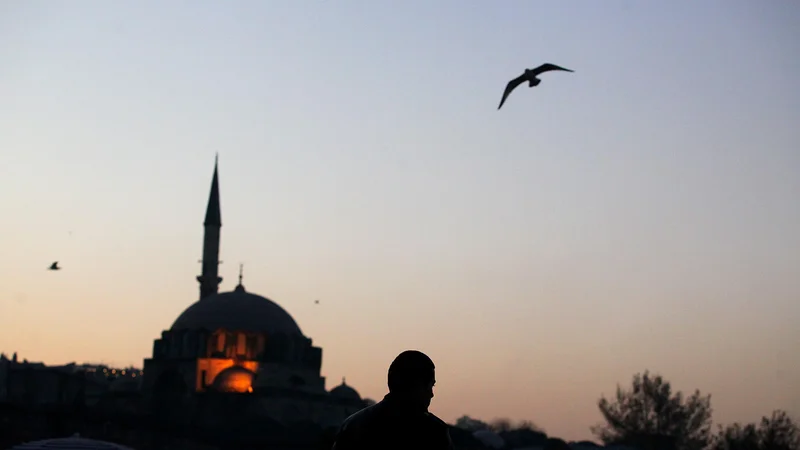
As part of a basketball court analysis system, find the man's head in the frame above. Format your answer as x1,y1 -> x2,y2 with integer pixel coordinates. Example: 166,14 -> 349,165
387,350 -> 436,411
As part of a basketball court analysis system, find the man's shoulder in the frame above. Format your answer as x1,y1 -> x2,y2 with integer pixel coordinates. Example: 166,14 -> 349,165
424,412 -> 451,431
334,404 -> 453,450
340,403 -> 449,430
341,402 -> 380,429
425,412 -> 455,449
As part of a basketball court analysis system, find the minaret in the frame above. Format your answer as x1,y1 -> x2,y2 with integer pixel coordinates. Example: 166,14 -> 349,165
197,155 -> 223,300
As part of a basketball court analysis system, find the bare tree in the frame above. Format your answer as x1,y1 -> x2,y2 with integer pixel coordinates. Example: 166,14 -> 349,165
591,370 -> 713,450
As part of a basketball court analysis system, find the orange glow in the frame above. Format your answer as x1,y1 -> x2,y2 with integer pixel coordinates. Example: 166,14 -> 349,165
215,367 -> 255,393
196,358 -> 259,392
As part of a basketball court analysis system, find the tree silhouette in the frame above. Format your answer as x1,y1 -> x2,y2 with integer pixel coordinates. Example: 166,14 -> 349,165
758,411 -> 800,450
503,423 -> 548,448
518,420 -> 545,433
490,417 -> 513,433
591,371 -> 713,450
454,415 -> 549,448
713,422 -> 761,450
455,415 -> 491,432
712,410 -> 799,450
544,437 -> 573,450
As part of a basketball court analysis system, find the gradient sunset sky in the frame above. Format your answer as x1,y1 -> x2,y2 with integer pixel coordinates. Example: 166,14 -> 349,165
1,0 -> 798,441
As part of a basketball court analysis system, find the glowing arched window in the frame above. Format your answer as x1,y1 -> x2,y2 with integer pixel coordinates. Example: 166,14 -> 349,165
216,333 -> 225,352
237,333 -> 246,356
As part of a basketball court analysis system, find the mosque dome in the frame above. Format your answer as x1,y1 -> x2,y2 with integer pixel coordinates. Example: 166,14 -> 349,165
9,436 -> 134,450
171,283 -> 303,336
212,366 -> 256,393
330,378 -> 361,401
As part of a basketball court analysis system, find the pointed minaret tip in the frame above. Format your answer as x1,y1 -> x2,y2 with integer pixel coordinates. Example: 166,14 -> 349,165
204,156 -> 221,227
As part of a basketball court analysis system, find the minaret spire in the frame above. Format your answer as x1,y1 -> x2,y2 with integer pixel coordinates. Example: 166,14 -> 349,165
204,155 -> 221,227
197,156 -> 223,300
234,263 -> 246,293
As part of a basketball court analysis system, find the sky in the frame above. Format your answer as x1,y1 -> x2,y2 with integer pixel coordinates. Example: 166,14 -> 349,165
1,0 -> 798,441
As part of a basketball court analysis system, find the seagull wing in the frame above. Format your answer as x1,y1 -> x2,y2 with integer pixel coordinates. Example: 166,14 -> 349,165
531,63 -> 574,76
498,73 -> 527,110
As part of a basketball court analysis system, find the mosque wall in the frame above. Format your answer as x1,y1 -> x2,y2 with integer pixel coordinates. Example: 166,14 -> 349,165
141,357 -> 196,394
145,330 -> 328,396
253,362 -> 326,393
203,330 -> 266,360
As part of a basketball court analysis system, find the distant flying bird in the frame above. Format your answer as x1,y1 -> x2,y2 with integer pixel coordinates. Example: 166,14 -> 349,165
48,261 -> 61,271
497,63 -> 574,110
314,300 -> 320,305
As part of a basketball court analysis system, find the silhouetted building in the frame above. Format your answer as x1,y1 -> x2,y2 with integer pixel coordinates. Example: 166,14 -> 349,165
0,355 -> 109,408
141,157 -> 366,430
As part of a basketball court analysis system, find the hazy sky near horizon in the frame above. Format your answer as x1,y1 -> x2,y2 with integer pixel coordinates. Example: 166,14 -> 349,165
1,0 -> 798,441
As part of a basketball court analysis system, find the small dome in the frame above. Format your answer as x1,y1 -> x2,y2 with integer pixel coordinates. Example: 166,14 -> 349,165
171,284 -> 302,335
330,377 -> 361,401
9,437 -> 134,450
212,366 -> 256,393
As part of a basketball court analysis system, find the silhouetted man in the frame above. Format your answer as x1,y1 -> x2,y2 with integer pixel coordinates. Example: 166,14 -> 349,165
332,350 -> 454,450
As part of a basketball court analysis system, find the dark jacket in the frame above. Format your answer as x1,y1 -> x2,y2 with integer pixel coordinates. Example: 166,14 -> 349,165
332,394 -> 455,450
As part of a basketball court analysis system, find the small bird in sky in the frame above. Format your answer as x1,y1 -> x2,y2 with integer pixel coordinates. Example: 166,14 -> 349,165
48,261 -> 61,271
497,63 -> 574,110
314,299 -> 320,305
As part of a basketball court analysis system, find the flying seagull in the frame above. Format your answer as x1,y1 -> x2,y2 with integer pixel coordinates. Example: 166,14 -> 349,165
497,63 -> 574,110
48,261 -> 61,271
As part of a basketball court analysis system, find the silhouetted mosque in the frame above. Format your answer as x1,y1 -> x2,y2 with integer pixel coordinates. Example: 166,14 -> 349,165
0,158 -> 631,450
139,158 -> 367,428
